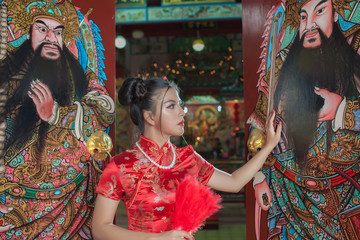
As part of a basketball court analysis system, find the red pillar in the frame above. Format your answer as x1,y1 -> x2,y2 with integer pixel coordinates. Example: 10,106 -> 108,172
242,0 -> 277,239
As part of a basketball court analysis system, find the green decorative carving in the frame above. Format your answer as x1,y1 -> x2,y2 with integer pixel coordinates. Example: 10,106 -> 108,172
148,4 -> 241,21
116,3 -> 241,23
115,8 -> 146,23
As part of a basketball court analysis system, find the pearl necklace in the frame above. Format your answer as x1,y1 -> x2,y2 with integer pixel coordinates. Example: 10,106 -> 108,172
136,141 -> 176,169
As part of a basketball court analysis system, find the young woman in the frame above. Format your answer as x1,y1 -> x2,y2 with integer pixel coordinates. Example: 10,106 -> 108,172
92,77 -> 281,240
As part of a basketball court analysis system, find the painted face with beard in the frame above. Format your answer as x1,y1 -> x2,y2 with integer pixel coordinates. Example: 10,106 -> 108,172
299,0 -> 337,48
274,25 -> 359,166
29,18 -> 64,60
4,39 -> 87,148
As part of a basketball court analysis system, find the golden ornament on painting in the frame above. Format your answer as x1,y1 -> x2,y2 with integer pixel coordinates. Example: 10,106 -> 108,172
87,131 -> 113,161
247,128 -> 266,156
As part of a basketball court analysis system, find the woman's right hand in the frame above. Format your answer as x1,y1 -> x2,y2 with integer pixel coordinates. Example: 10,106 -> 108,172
154,230 -> 194,240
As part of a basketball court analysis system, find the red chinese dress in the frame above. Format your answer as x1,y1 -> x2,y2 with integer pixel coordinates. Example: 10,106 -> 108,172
96,135 -> 214,233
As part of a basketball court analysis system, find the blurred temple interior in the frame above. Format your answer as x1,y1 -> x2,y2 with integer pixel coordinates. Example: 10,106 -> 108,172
115,0 -> 245,239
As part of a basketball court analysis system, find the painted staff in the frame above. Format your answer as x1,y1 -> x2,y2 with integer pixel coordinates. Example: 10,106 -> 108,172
0,1 -> 8,60
267,12 -> 282,117
256,11 -> 282,240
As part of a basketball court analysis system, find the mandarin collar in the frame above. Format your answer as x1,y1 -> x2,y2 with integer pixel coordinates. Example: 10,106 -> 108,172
137,135 -> 172,154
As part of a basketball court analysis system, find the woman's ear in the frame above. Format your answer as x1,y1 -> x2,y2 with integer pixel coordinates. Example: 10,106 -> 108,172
143,110 -> 156,126
334,12 -> 339,22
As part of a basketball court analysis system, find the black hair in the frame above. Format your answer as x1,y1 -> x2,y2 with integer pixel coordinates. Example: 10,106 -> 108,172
118,77 -> 178,134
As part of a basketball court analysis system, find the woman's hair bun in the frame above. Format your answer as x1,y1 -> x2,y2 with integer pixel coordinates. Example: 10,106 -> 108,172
118,77 -> 147,106
134,78 -> 147,101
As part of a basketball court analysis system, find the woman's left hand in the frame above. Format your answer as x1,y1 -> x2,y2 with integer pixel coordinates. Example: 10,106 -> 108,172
264,110 -> 282,149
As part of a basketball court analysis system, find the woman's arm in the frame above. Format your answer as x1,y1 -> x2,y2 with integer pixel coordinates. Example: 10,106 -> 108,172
92,195 -> 194,240
206,111 -> 281,193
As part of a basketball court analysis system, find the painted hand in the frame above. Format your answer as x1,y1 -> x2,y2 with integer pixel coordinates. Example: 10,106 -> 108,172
0,204 -> 14,232
28,79 -> 54,122
254,180 -> 272,211
314,87 -> 342,121
0,224 -> 15,232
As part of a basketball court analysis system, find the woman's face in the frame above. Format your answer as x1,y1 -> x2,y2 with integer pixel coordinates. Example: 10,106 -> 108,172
152,87 -> 185,138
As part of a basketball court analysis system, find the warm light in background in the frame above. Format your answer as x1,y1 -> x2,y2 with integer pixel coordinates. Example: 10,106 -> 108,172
132,29 -> 144,39
192,39 -> 205,52
115,35 -> 126,49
